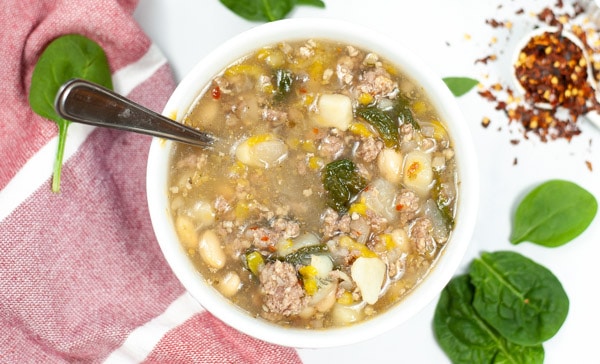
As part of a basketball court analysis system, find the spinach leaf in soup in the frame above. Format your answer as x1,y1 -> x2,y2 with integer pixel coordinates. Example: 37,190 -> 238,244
29,34 -> 112,193
356,106 -> 400,148
219,0 -> 325,22
434,275 -> 544,364
510,179 -> 597,247
322,159 -> 367,213
274,69 -> 294,102
469,251 -> 569,346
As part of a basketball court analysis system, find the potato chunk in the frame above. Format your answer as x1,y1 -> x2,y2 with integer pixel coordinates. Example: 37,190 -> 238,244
314,94 -> 353,131
351,256 -> 386,304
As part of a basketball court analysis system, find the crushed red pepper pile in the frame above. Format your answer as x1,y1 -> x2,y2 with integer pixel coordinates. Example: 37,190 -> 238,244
475,0 -> 600,144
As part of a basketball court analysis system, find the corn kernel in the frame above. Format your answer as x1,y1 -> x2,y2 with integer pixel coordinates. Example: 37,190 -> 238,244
348,202 -> 367,216
308,155 -> 323,170
348,122 -> 373,138
338,236 -> 377,258
303,277 -> 318,295
300,140 -> 317,153
412,100 -> 427,115
299,265 -> 319,278
224,64 -> 264,78
337,291 -> 354,305
380,233 -> 395,250
235,201 -> 250,220
358,92 -> 374,105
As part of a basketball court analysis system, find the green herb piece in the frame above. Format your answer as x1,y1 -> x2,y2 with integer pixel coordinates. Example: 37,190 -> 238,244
282,244 -> 329,266
510,179 -> 597,247
274,69 -> 294,102
443,77 -> 479,97
219,0 -> 325,22
29,34 -> 112,193
434,275 -> 545,364
470,251 -> 569,346
356,106 -> 399,147
322,159 -> 367,213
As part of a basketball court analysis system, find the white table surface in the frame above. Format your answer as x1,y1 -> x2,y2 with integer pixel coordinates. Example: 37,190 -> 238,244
134,1 -> 600,362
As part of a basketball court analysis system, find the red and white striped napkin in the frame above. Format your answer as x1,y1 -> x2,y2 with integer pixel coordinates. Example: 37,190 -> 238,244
0,1 -> 302,362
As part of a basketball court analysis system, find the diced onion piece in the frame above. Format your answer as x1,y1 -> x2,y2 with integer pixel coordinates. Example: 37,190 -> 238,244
311,280 -> 338,313
235,134 -> 288,168
310,254 -> 333,279
351,256 -> 386,305
363,178 -> 398,221
423,199 -> 450,243
403,150 -> 433,196
377,148 -> 403,184
314,94 -> 352,131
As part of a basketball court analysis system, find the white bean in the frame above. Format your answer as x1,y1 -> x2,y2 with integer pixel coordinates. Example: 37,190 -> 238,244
216,271 -> 241,297
235,134 -> 288,168
175,215 -> 197,249
377,148 -> 403,184
403,150 -> 433,196
198,229 -> 226,270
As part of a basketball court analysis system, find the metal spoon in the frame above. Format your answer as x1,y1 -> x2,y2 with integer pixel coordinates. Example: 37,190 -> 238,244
512,26 -> 600,128
55,78 -> 214,147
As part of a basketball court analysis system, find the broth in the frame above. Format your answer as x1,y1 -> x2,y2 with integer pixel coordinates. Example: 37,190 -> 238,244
168,39 -> 458,328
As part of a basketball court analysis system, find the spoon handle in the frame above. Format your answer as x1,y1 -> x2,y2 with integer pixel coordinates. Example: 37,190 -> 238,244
54,78 -> 213,148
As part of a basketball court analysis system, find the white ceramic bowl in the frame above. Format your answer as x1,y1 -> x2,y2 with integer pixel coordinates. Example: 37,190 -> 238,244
147,18 -> 479,348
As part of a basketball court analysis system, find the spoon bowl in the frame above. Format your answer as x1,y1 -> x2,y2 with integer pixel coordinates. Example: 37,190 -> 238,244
54,78 -> 214,148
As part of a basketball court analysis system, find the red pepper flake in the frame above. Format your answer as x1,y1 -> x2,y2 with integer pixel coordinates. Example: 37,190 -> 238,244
395,204 -> 404,211
260,236 -> 269,242
475,54 -> 497,64
211,86 -> 221,100
299,87 -> 307,94
585,160 -> 593,171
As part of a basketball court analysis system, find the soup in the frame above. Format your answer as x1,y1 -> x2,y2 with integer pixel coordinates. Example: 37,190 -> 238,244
168,39 -> 457,328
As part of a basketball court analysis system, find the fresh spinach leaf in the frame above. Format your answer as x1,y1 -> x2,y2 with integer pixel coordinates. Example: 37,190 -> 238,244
322,159 -> 367,213
434,275 -> 544,364
470,251 -> 569,346
510,179 -> 597,247
29,34 -> 112,193
219,0 -> 325,22
443,77 -> 478,97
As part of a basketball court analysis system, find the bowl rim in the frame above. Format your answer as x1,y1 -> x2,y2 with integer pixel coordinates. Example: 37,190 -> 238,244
147,17 -> 479,348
